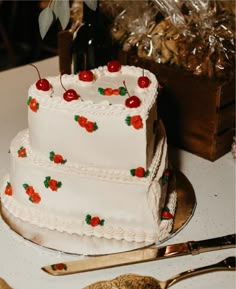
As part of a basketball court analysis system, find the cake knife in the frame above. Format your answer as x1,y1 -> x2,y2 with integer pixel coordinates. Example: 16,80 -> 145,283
41,234 -> 235,276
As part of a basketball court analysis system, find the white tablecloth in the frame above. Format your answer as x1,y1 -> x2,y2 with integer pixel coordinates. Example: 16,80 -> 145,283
0,57 -> 235,289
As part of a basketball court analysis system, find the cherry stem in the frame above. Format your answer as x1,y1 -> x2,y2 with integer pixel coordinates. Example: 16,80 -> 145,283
142,69 -> 145,77
30,63 -> 41,80
122,80 -> 130,97
59,75 -> 67,92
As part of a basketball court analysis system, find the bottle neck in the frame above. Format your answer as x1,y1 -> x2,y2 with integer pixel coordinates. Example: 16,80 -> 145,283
83,2 -> 96,27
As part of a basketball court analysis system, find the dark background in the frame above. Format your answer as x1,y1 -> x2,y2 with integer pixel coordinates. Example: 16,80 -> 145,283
0,1 -> 58,71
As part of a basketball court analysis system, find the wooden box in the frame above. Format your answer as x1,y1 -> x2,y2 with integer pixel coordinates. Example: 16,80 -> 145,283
124,56 -> 235,161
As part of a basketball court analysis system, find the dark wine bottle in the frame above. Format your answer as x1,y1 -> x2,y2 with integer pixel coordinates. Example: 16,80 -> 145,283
72,2 -> 96,73
71,1 -> 115,74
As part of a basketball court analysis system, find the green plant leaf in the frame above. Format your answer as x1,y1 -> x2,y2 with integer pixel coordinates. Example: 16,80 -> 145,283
52,0 -> 70,30
84,0 -> 98,11
38,7 -> 55,39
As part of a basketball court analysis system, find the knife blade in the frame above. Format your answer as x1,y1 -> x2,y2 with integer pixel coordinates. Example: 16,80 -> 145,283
41,234 -> 235,276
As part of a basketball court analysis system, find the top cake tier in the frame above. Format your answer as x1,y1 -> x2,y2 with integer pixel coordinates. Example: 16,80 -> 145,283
27,63 -> 159,171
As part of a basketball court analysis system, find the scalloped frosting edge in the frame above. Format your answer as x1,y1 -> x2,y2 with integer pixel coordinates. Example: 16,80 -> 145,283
1,175 -> 177,243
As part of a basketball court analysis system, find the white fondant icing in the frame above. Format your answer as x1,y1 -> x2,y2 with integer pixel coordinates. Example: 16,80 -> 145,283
28,66 -> 158,171
1,64 -> 177,247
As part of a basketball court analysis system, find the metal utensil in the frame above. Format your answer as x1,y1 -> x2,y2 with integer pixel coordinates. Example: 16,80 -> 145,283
42,234 -> 235,275
83,256 -> 236,289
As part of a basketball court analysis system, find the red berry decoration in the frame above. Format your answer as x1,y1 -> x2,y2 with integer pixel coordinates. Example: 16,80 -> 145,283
123,81 -> 141,108
78,70 -> 94,82
60,75 -> 79,102
85,214 -> 105,227
30,63 -> 51,91
107,60 -> 121,72
49,151 -> 67,164
5,182 -> 13,196
138,69 -> 150,88
161,208 -> 173,220
51,263 -> 67,271
27,97 -> 39,112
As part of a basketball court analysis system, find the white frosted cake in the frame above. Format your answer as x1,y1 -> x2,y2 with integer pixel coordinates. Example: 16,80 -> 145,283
1,61 -> 176,253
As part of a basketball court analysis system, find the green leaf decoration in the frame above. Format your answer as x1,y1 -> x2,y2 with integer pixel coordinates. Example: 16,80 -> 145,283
23,183 -> 28,190
144,170 -> 150,177
44,176 -> 51,188
38,7 -> 55,39
130,169 -> 135,176
57,182 -> 62,188
100,219 -> 105,226
98,87 -> 104,95
93,123 -> 98,131
84,0 -> 98,11
125,116 -> 131,126
85,214 -> 91,224
27,97 -> 32,105
18,146 -> 23,152
49,151 -> 55,161
74,115 -> 79,122
119,87 -> 127,96
52,0 -> 70,30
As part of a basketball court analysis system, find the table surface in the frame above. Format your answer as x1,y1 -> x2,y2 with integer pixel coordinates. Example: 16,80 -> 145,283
0,57 -> 235,289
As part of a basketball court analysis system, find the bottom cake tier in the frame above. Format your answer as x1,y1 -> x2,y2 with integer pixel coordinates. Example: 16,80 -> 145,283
1,122 -> 177,249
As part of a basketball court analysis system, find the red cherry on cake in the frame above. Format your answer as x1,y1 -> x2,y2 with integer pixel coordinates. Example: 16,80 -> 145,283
78,70 -> 94,82
63,89 -> 79,102
107,60 -> 121,72
60,75 -> 79,102
30,63 -> 51,91
138,70 -> 150,88
125,96 -> 141,108
36,78 -> 50,91
123,81 -> 141,108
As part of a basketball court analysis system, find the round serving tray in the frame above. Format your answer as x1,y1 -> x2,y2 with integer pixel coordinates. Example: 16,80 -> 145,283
0,170 -> 196,256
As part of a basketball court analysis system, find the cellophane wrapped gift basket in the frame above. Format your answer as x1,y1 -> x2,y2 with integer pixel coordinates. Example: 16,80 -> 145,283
55,0 -> 235,161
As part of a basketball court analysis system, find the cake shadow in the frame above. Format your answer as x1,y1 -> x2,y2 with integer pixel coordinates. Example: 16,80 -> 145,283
168,145 -> 183,171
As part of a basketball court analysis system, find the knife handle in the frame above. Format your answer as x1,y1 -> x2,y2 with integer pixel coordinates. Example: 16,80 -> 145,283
189,234 -> 235,255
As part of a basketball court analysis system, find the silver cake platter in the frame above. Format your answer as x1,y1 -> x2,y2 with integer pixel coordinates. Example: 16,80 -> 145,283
0,170 -> 196,256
